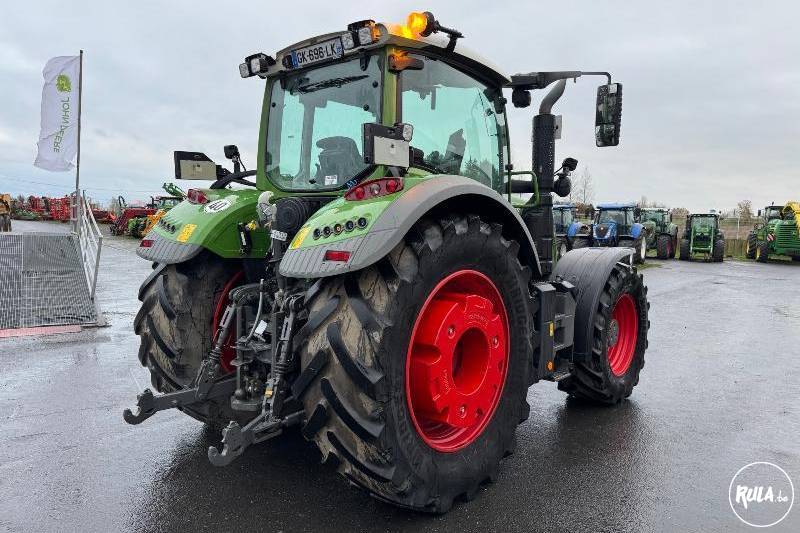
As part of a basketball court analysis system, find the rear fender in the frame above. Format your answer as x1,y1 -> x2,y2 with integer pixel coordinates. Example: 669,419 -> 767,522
279,175 -> 541,279
630,223 -> 644,239
551,247 -> 634,362
135,189 -> 267,264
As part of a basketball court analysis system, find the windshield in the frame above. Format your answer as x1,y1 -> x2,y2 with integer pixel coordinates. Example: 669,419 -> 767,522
597,209 -> 628,225
765,207 -> 782,220
642,210 -> 667,223
691,216 -> 715,232
265,54 -> 382,191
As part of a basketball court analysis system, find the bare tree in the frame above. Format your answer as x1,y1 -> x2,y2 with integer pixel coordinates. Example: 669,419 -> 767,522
736,199 -> 753,219
570,166 -> 594,205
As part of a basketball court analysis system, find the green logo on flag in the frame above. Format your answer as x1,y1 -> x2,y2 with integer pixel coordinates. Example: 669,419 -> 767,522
56,74 -> 72,93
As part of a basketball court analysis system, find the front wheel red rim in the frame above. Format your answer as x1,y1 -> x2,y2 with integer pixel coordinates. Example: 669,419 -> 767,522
405,270 -> 509,452
607,293 -> 638,376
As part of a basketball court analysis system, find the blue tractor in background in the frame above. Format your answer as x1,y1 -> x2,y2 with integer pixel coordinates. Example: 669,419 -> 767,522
552,203 -> 588,259
572,203 -> 647,263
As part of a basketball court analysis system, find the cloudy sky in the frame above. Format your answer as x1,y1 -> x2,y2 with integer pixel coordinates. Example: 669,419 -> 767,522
1,1 -> 798,211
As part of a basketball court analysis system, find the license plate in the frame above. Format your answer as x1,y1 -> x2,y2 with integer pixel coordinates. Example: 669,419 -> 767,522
290,38 -> 344,68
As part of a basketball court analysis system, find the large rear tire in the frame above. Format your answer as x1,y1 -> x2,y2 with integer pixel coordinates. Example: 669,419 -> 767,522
656,234 -> 671,259
712,238 -> 725,262
296,215 -> 536,512
133,255 -> 250,428
558,264 -> 649,404
679,238 -> 690,261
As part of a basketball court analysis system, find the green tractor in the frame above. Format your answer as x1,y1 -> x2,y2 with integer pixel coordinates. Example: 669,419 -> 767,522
679,213 -> 724,262
639,207 -> 677,259
124,12 -> 650,512
747,202 -> 800,262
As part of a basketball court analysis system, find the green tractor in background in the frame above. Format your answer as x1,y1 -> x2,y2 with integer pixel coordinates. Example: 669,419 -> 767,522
124,12 -> 650,512
639,207 -> 677,259
680,213 -> 724,262
747,202 -> 800,262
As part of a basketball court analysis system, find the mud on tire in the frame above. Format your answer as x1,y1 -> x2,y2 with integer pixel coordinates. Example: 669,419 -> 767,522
557,264 -> 649,404
133,254 -> 248,428
295,215 -> 536,512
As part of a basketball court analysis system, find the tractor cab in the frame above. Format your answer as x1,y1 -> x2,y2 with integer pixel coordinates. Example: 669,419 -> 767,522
593,203 -> 638,245
553,204 -> 576,235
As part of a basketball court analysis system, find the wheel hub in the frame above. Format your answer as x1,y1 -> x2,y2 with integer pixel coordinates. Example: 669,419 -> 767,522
608,319 -> 620,346
606,293 -> 638,376
406,270 -> 509,452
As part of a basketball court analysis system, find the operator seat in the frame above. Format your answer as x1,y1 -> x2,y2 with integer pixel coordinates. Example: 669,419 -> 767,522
315,136 -> 363,187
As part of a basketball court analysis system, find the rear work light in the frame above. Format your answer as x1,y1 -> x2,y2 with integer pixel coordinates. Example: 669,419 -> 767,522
187,189 -> 209,204
344,178 -> 404,201
323,250 -> 351,262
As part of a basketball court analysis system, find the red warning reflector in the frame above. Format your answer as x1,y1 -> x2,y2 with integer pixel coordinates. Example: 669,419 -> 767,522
323,250 -> 351,262
140,239 -> 154,248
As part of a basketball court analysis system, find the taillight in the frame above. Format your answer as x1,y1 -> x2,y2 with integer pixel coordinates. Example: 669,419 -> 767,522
323,250 -> 351,262
345,178 -> 403,201
140,239 -> 154,248
187,189 -> 209,204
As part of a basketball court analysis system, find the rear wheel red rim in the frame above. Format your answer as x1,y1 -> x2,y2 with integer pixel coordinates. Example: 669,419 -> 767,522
607,293 -> 638,376
212,270 -> 244,374
405,270 -> 509,452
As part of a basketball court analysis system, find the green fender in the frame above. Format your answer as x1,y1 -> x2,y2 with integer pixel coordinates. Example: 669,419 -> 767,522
136,188 -> 268,264
279,175 -> 541,279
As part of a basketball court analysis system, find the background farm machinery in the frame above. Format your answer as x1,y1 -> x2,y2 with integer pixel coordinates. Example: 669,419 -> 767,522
572,203 -> 646,263
747,202 -> 800,262
680,213 -> 724,262
639,207 -> 677,259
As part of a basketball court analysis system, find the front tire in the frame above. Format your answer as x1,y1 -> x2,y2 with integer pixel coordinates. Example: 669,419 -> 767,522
558,264 -> 649,404
756,241 -> 770,263
746,232 -> 757,259
297,215 -> 536,512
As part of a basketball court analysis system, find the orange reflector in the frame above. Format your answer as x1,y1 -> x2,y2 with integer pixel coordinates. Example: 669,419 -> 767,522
323,250 -> 351,262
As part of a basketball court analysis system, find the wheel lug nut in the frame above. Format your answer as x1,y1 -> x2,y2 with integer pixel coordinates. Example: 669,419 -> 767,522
492,336 -> 499,347
447,326 -> 455,337
459,405 -> 466,417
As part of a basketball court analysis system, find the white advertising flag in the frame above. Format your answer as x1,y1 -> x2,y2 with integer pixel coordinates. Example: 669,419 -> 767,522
34,55 -> 81,172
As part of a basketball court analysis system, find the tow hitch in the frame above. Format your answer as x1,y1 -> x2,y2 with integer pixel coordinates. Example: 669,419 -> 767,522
124,280 -> 306,466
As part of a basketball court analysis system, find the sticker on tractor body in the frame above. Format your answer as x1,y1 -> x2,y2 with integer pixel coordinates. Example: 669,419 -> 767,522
177,223 -> 197,242
324,175 -> 338,186
204,198 -> 232,213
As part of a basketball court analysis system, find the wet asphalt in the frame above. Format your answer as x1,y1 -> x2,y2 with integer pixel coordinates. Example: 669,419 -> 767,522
1,220 -> 798,533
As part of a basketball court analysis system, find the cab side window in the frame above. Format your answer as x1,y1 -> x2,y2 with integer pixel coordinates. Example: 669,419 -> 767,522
401,55 -> 505,191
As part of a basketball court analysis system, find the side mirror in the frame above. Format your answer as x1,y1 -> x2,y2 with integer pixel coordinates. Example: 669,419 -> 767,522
595,83 -> 623,147
174,151 -> 219,180
224,145 -> 240,160
363,122 -> 413,168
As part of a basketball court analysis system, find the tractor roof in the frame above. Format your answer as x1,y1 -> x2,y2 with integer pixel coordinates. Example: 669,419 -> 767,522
597,203 -> 636,209
640,207 -> 669,212
553,203 -> 575,209
689,213 -> 718,218
266,22 -> 510,87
